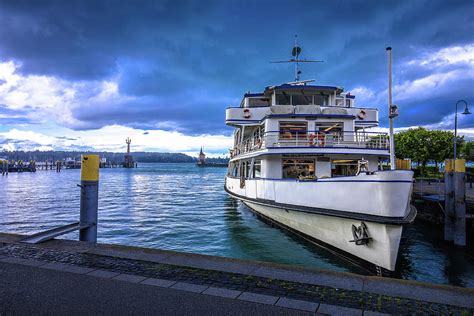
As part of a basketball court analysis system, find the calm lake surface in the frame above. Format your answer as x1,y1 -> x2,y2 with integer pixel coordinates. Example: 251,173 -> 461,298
1,163 -> 473,288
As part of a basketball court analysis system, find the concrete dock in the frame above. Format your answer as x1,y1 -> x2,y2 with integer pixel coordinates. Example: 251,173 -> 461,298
0,233 -> 473,315
413,179 -> 474,206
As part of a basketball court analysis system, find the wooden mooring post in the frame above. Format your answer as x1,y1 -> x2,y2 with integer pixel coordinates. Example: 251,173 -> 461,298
444,159 -> 466,246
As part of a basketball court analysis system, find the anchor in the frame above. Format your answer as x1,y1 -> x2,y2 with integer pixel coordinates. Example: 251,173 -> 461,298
349,222 -> 372,245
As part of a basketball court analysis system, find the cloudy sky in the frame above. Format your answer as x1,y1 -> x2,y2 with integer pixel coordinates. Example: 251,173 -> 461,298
0,0 -> 473,156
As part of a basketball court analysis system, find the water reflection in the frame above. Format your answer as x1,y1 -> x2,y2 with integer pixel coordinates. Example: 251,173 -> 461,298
395,222 -> 474,287
223,195 -> 368,274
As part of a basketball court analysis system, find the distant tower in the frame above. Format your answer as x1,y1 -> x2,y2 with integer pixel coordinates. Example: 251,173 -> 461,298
126,138 -> 131,156
124,138 -> 134,168
198,147 -> 206,165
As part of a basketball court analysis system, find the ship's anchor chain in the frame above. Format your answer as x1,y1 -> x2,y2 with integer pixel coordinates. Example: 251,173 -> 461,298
349,222 -> 372,245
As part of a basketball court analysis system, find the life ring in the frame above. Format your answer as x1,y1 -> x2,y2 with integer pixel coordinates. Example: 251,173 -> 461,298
357,109 -> 366,120
308,134 -> 317,146
317,133 -> 325,146
243,108 -> 251,119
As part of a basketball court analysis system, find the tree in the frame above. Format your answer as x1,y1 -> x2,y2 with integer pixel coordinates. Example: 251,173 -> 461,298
428,130 -> 455,169
394,127 -> 430,168
393,127 -> 464,173
462,141 -> 474,162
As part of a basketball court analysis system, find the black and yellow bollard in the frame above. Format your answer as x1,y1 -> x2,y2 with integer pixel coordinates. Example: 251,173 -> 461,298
444,159 -> 466,246
79,155 -> 100,243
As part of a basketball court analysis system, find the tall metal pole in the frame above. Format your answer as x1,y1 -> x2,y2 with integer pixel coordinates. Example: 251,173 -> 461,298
454,102 -> 458,163
387,47 -> 396,170
79,154 -> 99,243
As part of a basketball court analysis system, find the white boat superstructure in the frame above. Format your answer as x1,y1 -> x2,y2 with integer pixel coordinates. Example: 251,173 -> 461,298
224,44 -> 415,273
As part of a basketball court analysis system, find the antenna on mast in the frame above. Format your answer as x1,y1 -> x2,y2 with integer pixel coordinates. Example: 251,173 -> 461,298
270,35 -> 323,82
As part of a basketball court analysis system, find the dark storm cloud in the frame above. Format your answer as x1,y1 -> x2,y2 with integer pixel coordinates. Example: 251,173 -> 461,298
70,92 -> 238,134
0,0 -> 473,133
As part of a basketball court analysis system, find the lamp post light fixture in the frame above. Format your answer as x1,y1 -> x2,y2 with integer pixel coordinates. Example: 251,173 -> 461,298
454,100 -> 471,164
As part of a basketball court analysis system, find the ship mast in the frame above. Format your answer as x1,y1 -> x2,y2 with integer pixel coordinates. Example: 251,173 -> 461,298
271,35 -> 323,82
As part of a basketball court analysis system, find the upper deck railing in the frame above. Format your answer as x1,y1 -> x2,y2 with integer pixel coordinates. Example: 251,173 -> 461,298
230,130 -> 389,158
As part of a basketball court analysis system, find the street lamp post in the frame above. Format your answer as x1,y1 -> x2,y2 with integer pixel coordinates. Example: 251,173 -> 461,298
454,100 -> 471,163
446,99 -> 471,246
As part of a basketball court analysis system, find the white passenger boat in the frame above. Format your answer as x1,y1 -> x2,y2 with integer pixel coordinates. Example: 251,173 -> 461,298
224,42 -> 415,274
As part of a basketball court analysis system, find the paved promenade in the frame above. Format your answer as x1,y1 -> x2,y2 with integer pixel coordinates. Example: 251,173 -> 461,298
0,233 -> 473,315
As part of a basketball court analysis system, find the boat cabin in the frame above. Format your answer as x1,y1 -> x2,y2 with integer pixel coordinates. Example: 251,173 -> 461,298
226,81 -> 388,182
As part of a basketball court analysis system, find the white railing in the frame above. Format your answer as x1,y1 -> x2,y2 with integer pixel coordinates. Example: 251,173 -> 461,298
230,131 -> 388,158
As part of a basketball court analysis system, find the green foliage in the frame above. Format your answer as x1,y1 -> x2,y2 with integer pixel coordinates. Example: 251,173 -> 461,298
394,127 -> 465,169
462,141 -> 474,161
394,127 -> 430,165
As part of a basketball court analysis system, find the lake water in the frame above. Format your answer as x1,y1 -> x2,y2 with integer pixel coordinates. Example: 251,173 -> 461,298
1,163 -> 473,288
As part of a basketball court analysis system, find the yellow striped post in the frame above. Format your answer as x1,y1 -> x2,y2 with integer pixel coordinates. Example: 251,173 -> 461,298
396,158 -> 411,170
444,158 -> 466,246
445,159 -> 465,173
79,155 -> 100,243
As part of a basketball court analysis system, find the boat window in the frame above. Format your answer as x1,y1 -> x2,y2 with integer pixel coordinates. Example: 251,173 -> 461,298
282,159 -> 315,179
228,163 -> 239,177
235,129 -> 241,144
279,122 -> 307,139
238,161 -> 252,178
252,125 -> 264,140
331,159 -> 358,177
245,161 -> 252,178
291,93 -> 312,105
248,97 -> 270,107
313,94 -> 328,106
239,162 -> 245,178
335,98 -> 350,107
276,92 -> 291,105
315,122 -> 343,133
231,163 -> 238,177
335,98 -> 344,106
253,160 -> 261,178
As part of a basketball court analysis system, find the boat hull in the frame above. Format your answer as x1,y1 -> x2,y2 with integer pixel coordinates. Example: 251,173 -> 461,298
224,171 -> 415,271
242,200 -> 403,271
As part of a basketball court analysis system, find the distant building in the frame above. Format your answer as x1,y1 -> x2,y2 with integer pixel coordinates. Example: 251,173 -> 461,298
196,147 -> 227,168
197,147 -> 206,165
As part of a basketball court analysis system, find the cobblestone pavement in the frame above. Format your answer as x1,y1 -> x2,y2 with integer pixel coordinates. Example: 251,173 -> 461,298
1,242 -> 472,315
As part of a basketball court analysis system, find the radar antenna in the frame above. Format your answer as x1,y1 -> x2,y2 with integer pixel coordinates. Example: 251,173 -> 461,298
270,35 -> 323,82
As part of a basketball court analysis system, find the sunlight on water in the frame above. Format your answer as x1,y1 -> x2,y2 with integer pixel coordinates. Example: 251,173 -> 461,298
1,163 -> 473,287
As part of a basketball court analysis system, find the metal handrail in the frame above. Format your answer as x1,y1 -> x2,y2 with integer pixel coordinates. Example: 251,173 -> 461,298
230,131 -> 389,158
265,130 -> 388,134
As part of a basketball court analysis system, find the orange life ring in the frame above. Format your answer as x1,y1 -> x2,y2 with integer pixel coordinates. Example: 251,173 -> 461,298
243,108 -> 251,119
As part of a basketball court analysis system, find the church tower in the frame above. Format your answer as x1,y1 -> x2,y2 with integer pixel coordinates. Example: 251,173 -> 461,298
198,147 -> 206,165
